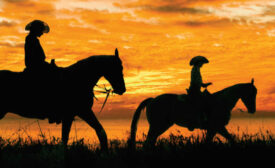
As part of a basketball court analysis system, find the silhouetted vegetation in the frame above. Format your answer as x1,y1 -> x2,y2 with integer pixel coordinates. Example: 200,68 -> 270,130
0,131 -> 274,168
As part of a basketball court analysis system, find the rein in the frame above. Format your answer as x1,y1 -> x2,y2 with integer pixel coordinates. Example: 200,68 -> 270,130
94,84 -> 113,114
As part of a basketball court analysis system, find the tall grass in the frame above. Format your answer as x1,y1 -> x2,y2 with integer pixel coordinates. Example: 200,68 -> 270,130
0,130 -> 274,168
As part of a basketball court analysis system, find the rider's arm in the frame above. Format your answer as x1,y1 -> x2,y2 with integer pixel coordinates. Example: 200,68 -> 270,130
201,82 -> 212,88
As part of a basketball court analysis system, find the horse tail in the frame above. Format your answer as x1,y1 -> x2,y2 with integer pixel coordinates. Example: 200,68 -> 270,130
128,97 -> 154,149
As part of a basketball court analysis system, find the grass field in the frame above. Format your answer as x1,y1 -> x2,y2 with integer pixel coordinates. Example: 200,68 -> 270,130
0,131 -> 274,168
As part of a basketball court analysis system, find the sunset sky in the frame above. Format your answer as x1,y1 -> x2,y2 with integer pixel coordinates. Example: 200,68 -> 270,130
0,0 -> 274,118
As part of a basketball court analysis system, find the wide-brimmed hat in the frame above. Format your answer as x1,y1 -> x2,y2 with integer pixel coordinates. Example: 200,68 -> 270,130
189,56 -> 209,66
25,20 -> 50,33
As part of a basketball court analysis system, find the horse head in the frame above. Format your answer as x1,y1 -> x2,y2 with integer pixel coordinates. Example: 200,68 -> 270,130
103,49 -> 126,95
240,78 -> 257,114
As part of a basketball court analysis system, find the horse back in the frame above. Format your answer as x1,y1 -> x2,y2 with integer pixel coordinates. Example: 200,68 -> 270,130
0,70 -> 22,80
151,94 -> 179,108
0,70 -> 24,88
146,94 -> 179,123
147,93 -> 178,112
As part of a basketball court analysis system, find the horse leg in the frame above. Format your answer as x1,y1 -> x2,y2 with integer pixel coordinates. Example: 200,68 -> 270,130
145,123 -> 172,147
206,129 -> 217,142
0,112 -> 7,119
62,118 -> 73,145
217,127 -> 235,143
78,110 -> 108,151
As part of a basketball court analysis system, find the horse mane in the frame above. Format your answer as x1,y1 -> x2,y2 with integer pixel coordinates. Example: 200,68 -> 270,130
66,55 -> 116,71
212,83 -> 252,97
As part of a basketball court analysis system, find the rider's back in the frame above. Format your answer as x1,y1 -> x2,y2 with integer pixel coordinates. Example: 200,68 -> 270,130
24,34 -> 46,71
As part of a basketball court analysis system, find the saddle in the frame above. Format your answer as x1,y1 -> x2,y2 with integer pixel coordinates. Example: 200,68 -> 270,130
22,60 -> 63,124
178,89 -> 212,131
23,59 -> 61,82
178,88 -> 211,102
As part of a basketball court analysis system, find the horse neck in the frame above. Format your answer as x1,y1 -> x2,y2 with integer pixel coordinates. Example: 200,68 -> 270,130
214,84 -> 245,111
66,57 -> 106,87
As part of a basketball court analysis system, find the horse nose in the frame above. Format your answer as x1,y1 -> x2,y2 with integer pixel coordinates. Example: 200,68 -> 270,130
114,88 -> 126,95
119,88 -> 126,95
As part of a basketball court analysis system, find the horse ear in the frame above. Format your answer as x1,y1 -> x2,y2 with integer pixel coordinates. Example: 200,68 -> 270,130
115,48 -> 119,57
251,78 -> 254,84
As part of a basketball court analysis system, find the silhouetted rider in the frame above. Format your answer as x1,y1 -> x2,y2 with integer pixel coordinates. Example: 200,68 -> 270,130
24,20 -> 51,73
188,56 -> 212,96
24,20 -> 60,124
187,56 -> 212,130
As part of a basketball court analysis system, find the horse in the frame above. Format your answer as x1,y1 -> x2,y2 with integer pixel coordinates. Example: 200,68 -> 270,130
129,79 -> 257,147
0,49 -> 126,150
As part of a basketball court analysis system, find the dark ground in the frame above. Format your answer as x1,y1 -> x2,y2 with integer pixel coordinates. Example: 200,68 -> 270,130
0,132 -> 274,168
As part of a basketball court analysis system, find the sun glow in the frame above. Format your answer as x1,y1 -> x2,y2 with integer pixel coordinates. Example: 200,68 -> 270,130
0,0 -> 274,117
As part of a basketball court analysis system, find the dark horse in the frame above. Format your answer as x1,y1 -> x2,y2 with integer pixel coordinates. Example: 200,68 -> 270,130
0,49 -> 126,150
129,79 -> 257,147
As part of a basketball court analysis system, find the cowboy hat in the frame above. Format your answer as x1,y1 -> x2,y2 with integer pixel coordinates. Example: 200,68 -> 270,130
189,56 -> 209,66
25,20 -> 50,33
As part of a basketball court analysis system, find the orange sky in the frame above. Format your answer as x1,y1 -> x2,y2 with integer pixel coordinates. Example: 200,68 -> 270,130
0,0 -> 275,117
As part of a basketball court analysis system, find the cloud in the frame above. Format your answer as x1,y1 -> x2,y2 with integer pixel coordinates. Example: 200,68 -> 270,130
208,1 -> 275,24
3,0 -> 28,3
0,40 -> 24,48
178,18 -> 231,27
88,39 -> 102,44
267,29 -> 275,37
55,13 -> 110,34
269,87 -> 275,94
144,5 -> 209,14
122,15 -> 159,25
121,0 -> 275,26
0,1 -> 3,11
118,0 -> 231,9
165,33 -> 193,39
123,45 -> 131,49
37,9 -> 55,15
0,17 -> 17,27
54,0 -> 132,14
213,43 -> 223,47
68,20 -> 110,34
119,0 -> 210,14
264,5 -> 275,15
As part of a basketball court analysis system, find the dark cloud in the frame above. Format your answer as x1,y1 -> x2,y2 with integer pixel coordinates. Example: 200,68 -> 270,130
150,5 -> 209,14
37,9 -> 55,15
151,0 -> 230,5
118,0 -> 212,14
269,87 -> 275,94
143,5 -> 210,14
177,18 -> 232,27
